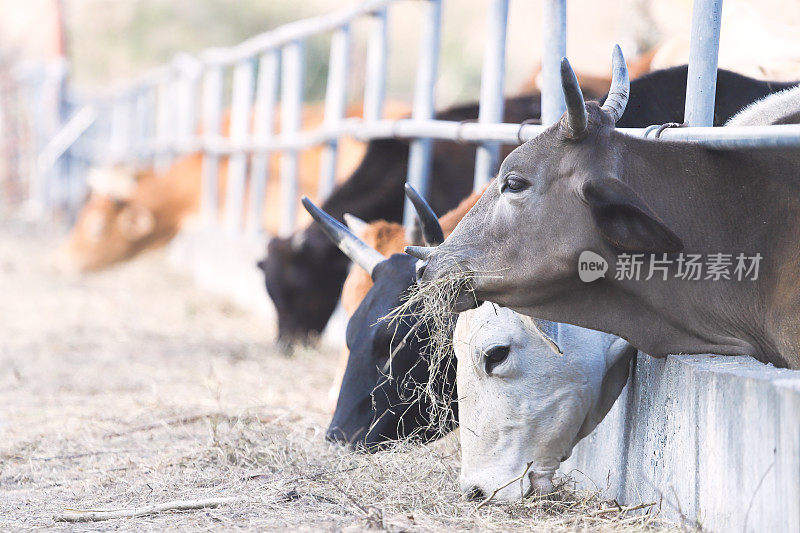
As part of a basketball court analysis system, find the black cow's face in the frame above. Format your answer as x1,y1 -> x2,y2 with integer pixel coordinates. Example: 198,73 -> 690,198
327,253 -> 457,450
261,232 -> 347,348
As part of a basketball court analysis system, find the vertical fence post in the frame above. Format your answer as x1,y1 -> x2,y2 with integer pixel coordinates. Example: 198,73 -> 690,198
155,75 -> 173,172
363,7 -> 388,123
279,40 -> 305,236
540,0 -> 567,126
684,0 -> 723,127
174,54 -> 201,153
224,59 -> 255,232
137,85 -> 156,164
403,0 -> 442,228
473,0 -> 508,190
201,65 -> 223,224
318,24 -> 351,201
108,97 -> 129,163
134,87 -> 147,159
247,50 -> 280,235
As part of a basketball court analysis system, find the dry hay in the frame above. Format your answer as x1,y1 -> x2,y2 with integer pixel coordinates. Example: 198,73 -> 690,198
383,271 -> 475,436
0,220 -> 682,531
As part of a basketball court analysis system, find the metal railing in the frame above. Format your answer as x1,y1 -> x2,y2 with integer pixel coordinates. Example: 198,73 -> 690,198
86,0 -> 800,239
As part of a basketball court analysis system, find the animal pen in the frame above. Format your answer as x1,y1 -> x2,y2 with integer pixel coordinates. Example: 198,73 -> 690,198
4,0 -> 800,531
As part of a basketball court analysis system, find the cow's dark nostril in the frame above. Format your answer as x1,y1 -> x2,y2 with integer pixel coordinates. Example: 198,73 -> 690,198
325,427 -> 349,445
466,486 -> 486,502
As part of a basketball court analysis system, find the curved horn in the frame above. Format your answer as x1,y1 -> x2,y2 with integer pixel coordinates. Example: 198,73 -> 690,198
343,213 -> 368,235
301,197 -> 385,277
404,246 -> 435,261
560,58 -> 587,138
404,183 -> 444,246
601,44 -> 630,123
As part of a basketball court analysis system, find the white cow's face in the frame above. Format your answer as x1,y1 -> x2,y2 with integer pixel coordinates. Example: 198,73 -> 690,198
454,303 -> 632,501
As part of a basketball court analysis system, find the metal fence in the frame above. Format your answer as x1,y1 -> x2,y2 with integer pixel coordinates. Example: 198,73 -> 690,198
22,0 -> 800,233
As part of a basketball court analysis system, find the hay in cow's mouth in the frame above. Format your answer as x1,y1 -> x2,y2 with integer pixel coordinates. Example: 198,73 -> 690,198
382,270 -> 478,436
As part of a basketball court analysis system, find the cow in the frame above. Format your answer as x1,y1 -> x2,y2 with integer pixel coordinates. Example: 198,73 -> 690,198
725,85 -> 800,127
57,103 -> 381,273
301,190 -> 459,448
411,45 -> 800,369
326,188 -> 484,410
313,64 -> 800,450
455,302 -> 636,500
261,65 -> 797,347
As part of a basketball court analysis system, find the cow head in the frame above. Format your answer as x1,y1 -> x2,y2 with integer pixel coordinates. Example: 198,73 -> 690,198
411,46 -> 683,317
57,166 -> 160,272
260,230 -> 350,348
302,190 -> 457,450
455,303 -> 635,501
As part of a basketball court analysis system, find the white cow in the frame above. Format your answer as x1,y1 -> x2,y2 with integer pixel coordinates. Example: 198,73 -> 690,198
454,302 -> 636,501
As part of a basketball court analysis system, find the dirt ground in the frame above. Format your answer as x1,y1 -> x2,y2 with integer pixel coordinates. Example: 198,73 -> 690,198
0,221 -> 681,532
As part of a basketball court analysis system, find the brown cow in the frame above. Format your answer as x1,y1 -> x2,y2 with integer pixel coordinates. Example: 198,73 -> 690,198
327,188 -> 485,409
58,102 -> 408,272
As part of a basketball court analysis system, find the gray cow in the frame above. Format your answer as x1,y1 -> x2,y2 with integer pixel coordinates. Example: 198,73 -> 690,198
409,45 -> 800,369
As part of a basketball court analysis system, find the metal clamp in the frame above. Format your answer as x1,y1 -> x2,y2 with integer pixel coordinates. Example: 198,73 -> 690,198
456,118 -> 478,144
517,118 -> 542,144
645,122 -> 687,139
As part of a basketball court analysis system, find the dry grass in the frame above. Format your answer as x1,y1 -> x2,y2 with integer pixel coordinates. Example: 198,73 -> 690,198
0,219 -> 681,531
384,272 -> 474,434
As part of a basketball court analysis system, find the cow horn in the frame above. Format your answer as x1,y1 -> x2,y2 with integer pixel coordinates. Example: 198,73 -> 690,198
560,58 -> 587,138
404,183 -> 444,246
343,213 -> 368,235
601,44 -> 630,123
301,197 -> 386,277
404,246 -> 435,261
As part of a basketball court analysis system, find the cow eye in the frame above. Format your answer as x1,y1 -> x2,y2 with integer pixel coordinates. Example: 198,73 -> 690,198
502,175 -> 528,193
483,345 -> 510,374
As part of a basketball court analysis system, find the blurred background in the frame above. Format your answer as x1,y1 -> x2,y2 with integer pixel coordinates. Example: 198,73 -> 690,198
4,0 -> 800,101
2,0 -> 798,227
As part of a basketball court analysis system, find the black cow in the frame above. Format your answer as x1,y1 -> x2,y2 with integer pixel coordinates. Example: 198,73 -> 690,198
310,66 -> 800,450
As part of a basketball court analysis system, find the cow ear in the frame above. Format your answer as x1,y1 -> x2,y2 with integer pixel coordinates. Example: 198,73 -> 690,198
581,177 -> 683,253
118,204 -> 155,241
575,338 -> 635,441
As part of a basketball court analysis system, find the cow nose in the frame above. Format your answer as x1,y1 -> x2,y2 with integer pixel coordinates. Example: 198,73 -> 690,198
325,427 -> 349,446
465,486 -> 486,502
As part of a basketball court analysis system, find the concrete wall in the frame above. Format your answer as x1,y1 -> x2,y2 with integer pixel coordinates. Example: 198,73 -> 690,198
561,353 -> 800,532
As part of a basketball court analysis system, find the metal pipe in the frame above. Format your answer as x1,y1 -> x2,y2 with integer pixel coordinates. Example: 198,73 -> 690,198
279,40 -> 306,236
155,77 -> 174,172
196,119 -> 800,154
318,24 -> 351,201
201,66 -> 223,224
540,0 -> 567,125
224,60 -> 255,232
247,50 -> 280,235
627,124 -> 800,148
174,54 -> 201,152
363,7 -> 388,123
403,0 -> 442,228
200,0 -> 393,67
684,0 -> 723,127
473,0 -> 508,189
